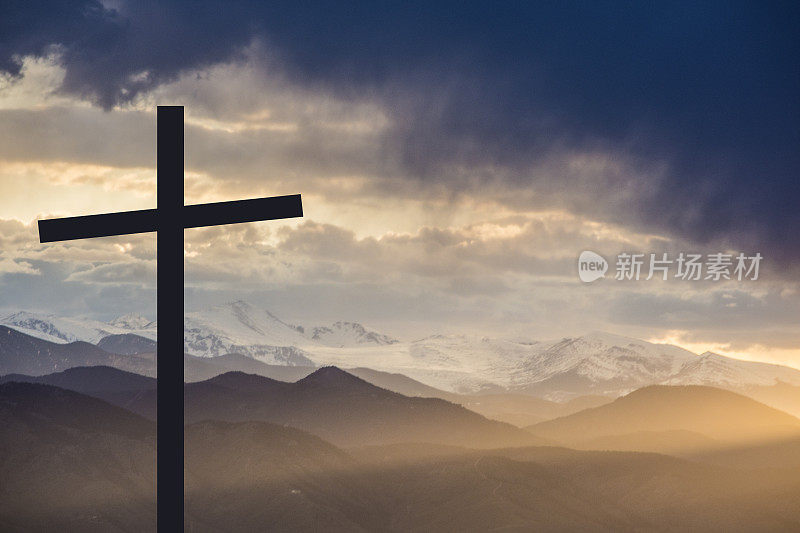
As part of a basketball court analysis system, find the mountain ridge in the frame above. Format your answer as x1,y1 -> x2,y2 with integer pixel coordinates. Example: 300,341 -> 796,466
176,367 -> 547,448
4,381 -> 800,532
3,303 -> 800,400
528,384 -> 800,450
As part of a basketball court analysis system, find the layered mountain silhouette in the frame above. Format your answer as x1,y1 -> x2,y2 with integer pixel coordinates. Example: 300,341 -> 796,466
2,362 -> 611,430
97,333 -> 157,355
528,385 -> 800,454
183,353 -> 315,382
0,382 -> 156,532
740,381 -> 800,418
6,319 -> 800,431
179,367 -> 545,448
8,305 -> 800,400
4,305 -> 800,530
3,365 -> 549,448
0,326 -> 155,376
4,374 -> 800,531
0,365 -> 157,415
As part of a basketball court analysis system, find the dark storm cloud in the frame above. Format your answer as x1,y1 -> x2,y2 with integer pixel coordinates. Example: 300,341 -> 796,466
3,1 -> 799,265
1,0 -> 254,108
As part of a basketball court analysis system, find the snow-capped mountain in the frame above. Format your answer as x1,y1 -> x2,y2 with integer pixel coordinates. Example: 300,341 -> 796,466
310,321 -> 398,348
308,333 -> 529,393
510,332 -> 701,398
182,300 -> 397,364
509,333 -> 800,399
109,313 -> 154,330
3,303 -> 799,400
521,332 -> 697,382
185,301 -> 308,348
310,330 -> 800,398
183,301 -> 313,365
663,351 -> 800,388
0,311 -> 157,344
1,302 -> 400,366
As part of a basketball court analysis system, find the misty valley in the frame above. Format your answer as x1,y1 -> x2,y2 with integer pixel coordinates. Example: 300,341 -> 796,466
1,305 -> 800,531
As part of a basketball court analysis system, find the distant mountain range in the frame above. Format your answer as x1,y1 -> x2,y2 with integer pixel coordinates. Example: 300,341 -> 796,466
183,367 -> 546,448
0,326 -> 156,376
1,301 -> 397,365
0,310 -> 157,344
8,364 -> 800,462
62,366 -> 547,448
308,321 -> 398,347
3,302 -> 800,402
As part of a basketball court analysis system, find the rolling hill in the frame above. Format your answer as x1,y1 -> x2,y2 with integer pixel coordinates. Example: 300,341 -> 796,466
2,363 -> 610,430
528,385 -> 800,452
3,380 -> 800,531
0,325 -> 155,377
0,365 -> 157,415
97,333 -> 157,355
177,367 -> 546,448
0,382 -> 156,532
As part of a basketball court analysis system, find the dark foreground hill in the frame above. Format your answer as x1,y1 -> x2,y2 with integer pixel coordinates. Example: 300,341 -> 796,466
0,382 -> 156,532
184,420 -> 634,532
185,422 -> 800,531
3,383 -> 800,532
15,365 -> 544,448
0,365 -> 157,414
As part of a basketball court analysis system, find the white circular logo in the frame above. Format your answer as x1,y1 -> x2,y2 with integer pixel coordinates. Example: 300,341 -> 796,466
578,250 -> 608,282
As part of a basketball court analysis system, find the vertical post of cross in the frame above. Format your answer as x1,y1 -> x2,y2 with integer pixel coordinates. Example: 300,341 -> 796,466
157,105 -> 184,530
37,105 -> 302,530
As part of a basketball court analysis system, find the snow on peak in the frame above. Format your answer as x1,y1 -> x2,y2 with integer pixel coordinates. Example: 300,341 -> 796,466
183,300 -> 313,365
4,303 -> 800,396
183,300 -> 400,361
310,321 -> 398,347
664,351 -> 800,387
520,332 -> 698,385
0,310 -> 157,344
109,313 -> 154,330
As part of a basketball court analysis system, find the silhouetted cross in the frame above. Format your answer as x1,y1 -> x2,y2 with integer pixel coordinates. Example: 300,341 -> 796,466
38,106 -> 303,531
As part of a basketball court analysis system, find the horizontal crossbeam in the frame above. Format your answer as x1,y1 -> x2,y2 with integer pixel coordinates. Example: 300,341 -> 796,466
183,195 -> 303,229
38,208 -> 158,242
38,194 -> 303,243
